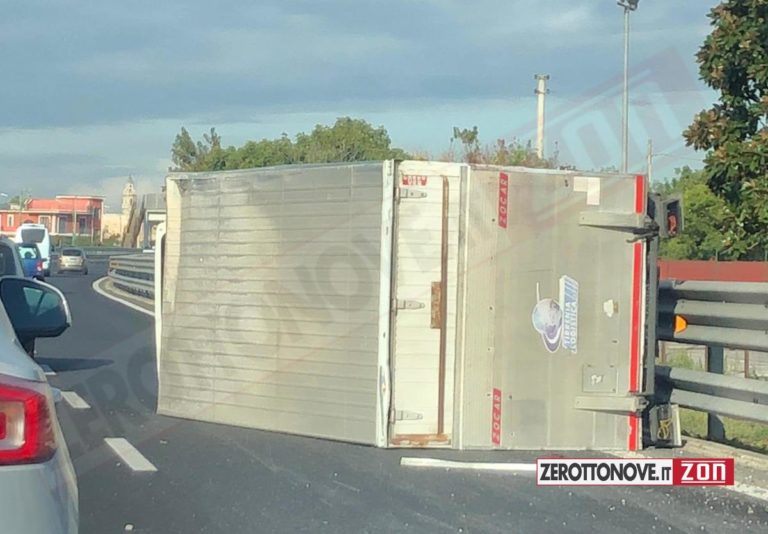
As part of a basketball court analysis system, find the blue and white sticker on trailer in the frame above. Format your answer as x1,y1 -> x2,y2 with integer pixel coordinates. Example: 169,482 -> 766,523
531,275 -> 579,354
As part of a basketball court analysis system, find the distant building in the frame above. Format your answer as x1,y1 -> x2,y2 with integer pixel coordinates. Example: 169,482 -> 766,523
122,176 -> 137,225
0,195 -> 104,239
101,212 -> 127,241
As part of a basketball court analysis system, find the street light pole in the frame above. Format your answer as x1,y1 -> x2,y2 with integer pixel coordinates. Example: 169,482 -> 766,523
72,196 -> 77,245
618,0 -> 639,174
622,7 -> 629,173
534,74 -> 550,160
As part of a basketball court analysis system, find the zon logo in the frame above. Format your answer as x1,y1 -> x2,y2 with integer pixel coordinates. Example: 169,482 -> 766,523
673,459 -> 734,486
402,175 -> 428,186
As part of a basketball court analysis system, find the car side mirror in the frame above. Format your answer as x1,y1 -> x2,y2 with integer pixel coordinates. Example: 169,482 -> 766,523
0,278 -> 71,345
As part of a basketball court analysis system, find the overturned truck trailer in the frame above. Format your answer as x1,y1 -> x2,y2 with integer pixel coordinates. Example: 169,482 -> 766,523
157,161 -> 660,451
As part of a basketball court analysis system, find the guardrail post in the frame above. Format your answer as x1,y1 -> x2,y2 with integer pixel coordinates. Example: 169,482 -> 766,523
706,345 -> 725,442
744,350 -> 750,379
660,341 -> 667,364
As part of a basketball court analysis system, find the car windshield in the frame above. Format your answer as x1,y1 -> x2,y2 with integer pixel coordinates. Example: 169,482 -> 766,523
62,249 -> 82,257
20,228 -> 45,243
18,246 -> 40,259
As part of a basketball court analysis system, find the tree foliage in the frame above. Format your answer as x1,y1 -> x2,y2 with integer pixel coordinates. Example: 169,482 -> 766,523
447,126 -> 557,167
170,118 -> 409,172
683,0 -> 768,259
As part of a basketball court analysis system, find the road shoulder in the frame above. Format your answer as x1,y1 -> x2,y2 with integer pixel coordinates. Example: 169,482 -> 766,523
92,277 -> 154,316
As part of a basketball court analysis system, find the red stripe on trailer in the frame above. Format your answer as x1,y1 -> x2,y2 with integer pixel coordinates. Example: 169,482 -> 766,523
634,175 -> 645,214
628,175 -> 645,451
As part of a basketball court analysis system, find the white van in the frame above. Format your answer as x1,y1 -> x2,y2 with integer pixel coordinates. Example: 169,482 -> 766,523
14,224 -> 52,275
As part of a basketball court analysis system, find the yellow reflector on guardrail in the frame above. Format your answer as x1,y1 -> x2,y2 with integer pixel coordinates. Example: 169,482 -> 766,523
674,316 -> 688,333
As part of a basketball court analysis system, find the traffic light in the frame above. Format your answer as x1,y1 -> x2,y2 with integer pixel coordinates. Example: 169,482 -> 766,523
659,196 -> 683,239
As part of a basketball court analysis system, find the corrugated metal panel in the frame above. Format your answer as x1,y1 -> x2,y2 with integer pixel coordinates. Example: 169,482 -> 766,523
159,163 -> 389,445
390,162 -> 463,444
457,167 -> 645,450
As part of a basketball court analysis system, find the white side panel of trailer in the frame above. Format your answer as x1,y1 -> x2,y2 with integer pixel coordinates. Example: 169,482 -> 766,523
159,163 -> 390,445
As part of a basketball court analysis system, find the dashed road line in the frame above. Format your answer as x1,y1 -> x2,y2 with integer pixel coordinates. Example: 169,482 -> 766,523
105,438 -> 158,472
61,391 -> 91,409
41,364 -> 56,376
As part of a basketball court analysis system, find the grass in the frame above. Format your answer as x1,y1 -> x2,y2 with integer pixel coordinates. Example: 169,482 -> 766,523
679,408 -> 768,454
662,349 -> 768,453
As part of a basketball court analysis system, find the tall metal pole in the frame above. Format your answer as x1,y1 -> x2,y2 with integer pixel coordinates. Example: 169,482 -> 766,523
647,139 -> 653,182
622,6 -> 630,173
534,74 -> 549,160
72,196 -> 77,245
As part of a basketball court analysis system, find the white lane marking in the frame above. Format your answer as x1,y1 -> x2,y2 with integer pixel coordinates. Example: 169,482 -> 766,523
92,277 -> 154,317
400,457 -> 536,473
61,391 -> 91,409
105,438 -> 158,473
41,364 -> 56,376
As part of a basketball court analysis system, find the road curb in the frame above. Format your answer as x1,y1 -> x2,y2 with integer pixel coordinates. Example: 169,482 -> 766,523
618,439 -> 768,503
681,437 -> 768,471
92,277 -> 154,317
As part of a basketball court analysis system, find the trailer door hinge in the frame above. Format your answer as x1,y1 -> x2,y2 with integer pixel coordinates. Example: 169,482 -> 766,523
396,187 -> 428,201
393,298 -> 425,311
395,410 -> 424,421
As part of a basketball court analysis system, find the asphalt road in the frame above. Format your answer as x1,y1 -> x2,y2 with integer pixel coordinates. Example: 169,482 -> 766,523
34,263 -> 768,534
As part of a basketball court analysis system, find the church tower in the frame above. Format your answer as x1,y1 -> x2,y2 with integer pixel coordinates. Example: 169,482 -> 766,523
122,176 -> 137,221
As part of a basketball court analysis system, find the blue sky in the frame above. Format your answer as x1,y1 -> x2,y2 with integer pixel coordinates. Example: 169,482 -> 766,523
0,0 -> 720,208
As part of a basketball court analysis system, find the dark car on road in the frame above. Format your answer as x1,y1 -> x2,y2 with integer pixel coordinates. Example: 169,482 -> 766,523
17,243 -> 45,281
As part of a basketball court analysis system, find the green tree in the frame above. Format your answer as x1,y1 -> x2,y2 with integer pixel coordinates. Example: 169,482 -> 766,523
170,127 -> 199,171
295,117 -> 408,163
225,135 -> 297,168
683,1 -> 768,259
451,126 -> 481,163
169,118 -> 409,172
655,167 -> 735,260
447,126 -> 556,168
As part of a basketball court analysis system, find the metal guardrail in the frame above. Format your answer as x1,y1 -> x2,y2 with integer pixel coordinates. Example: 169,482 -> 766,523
84,247 -> 142,257
655,279 -> 768,441
108,253 -> 154,300
656,365 -> 768,424
658,280 -> 768,352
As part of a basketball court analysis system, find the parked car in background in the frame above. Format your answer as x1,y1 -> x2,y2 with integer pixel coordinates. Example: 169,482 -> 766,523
57,248 -> 88,275
0,236 -> 24,278
13,224 -> 52,276
0,276 -> 77,533
18,243 -> 45,281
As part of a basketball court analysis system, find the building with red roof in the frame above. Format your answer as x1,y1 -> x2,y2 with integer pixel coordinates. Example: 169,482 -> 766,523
0,195 -> 104,239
